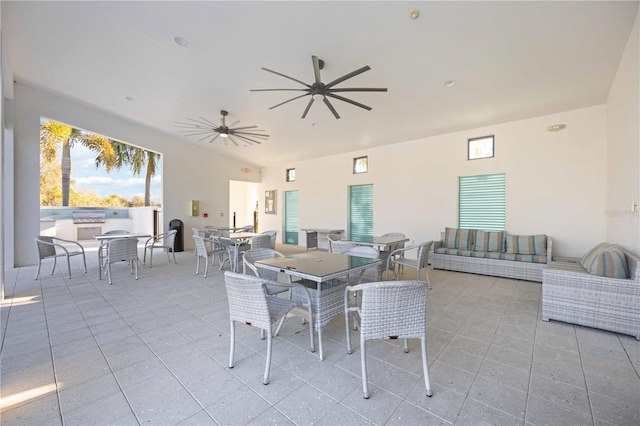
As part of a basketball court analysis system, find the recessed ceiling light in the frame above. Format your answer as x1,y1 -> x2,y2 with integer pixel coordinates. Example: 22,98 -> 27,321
311,123 -> 319,127
444,80 -> 456,88
174,36 -> 188,47
125,96 -> 134,101
547,124 -> 567,132
409,9 -> 420,19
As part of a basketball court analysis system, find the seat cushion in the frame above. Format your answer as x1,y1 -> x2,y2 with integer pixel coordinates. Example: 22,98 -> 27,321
505,234 -> 546,255
473,230 -> 504,252
444,227 -> 474,250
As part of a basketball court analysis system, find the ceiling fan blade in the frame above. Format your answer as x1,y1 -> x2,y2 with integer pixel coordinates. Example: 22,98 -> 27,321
227,135 -> 240,147
198,132 -> 216,142
199,116 -> 219,127
185,117 -> 219,128
229,125 -> 258,131
251,88 -> 307,92
301,97 -> 315,119
312,55 -> 322,85
233,131 -> 269,138
261,67 -> 312,88
328,87 -> 388,93
208,133 -> 221,144
269,93 -> 310,110
177,130 -> 218,136
326,93 -> 372,111
322,97 -> 341,119
233,134 -> 262,145
324,65 -> 371,90
228,120 -> 240,128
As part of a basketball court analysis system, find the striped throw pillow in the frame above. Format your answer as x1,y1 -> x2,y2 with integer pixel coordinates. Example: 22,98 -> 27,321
473,230 -> 504,252
444,227 -> 473,249
586,246 -> 629,278
580,242 -> 610,269
506,234 -> 546,255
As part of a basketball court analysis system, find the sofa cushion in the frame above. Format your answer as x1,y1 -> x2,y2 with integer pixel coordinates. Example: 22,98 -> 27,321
473,230 -> 504,252
586,246 -> 629,279
580,242 -> 610,269
506,234 -> 546,255
444,227 -> 474,250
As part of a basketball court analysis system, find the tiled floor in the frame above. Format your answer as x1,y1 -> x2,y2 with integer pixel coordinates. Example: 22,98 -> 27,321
1,243 -> 639,425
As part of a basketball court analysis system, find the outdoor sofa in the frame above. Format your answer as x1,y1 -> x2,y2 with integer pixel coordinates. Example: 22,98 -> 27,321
431,228 -> 551,282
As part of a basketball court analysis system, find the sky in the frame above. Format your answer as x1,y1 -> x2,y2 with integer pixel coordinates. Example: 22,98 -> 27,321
70,144 -> 162,202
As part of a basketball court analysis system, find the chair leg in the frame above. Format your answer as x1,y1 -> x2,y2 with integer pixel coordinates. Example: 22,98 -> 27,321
425,267 -> 432,290
361,337 -> 369,399
345,308 -> 353,355
403,338 -> 409,353
421,337 -> 432,397
203,257 -> 208,278
229,320 -> 236,368
82,253 -> 87,273
51,257 -> 57,276
171,250 -> 177,264
65,255 -> 72,278
108,263 -> 113,285
264,330 -> 273,385
134,258 -> 138,280
35,259 -> 43,280
195,256 -> 200,275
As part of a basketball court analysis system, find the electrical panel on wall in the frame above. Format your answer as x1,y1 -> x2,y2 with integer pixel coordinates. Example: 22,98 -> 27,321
190,200 -> 200,217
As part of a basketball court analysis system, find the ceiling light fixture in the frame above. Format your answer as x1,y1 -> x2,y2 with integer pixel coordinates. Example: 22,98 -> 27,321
174,36 -> 188,47
175,110 -> 268,147
444,80 -> 456,88
409,9 -> 420,19
547,124 -> 567,132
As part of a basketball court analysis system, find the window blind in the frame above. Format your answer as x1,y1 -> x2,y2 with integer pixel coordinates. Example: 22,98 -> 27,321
458,173 -> 505,231
284,190 -> 299,244
349,184 -> 373,240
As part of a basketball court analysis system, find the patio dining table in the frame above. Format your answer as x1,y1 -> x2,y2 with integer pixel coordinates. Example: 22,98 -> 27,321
255,251 -> 382,360
219,232 -> 258,272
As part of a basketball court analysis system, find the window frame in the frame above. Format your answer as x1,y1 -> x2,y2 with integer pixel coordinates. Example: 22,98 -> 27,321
467,135 -> 495,160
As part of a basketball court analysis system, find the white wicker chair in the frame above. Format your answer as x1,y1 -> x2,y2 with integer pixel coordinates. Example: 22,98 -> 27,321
344,246 -> 383,283
344,281 -> 432,399
102,237 -> 140,285
143,230 -> 177,267
242,248 -> 290,295
263,230 -> 278,249
330,240 -> 358,254
381,232 -> 407,275
251,234 -> 272,249
386,241 -> 434,289
98,230 -> 130,279
193,235 -> 216,278
224,271 -> 314,384
192,228 -> 205,256
327,233 -> 345,253
34,236 -> 87,279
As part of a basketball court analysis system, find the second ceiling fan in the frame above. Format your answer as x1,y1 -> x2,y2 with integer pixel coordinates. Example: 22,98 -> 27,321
252,55 -> 387,119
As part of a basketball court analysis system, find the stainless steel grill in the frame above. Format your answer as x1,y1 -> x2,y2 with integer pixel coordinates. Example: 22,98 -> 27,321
72,210 -> 106,224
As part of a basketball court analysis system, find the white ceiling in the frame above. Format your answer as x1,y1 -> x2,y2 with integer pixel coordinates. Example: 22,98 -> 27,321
3,1 -> 638,168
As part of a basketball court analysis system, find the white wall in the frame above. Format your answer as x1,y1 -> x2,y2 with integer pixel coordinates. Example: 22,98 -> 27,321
259,106 -> 609,258
606,10 -> 640,254
11,82 -> 260,265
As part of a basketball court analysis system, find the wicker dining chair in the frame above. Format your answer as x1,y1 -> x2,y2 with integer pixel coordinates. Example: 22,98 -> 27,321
263,230 -> 278,249
344,246 -> 383,283
386,241 -> 434,289
34,236 -> 87,279
344,280 -> 432,399
251,233 -> 272,250
143,229 -> 177,267
242,248 -> 290,294
193,235 -> 216,278
224,271 -> 314,385
102,237 -> 140,285
381,232 -> 407,275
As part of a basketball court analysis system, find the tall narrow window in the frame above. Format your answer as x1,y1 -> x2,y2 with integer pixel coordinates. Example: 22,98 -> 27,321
459,173 -> 505,230
284,190 -> 299,244
349,184 -> 373,240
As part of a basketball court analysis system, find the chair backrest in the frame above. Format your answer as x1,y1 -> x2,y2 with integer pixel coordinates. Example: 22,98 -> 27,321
238,225 -> 254,233
330,240 -> 358,254
416,241 -> 434,268
251,234 -> 271,249
192,228 -> 203,237
263,230 -> 278,249
345,246 -> 382,279
107,238 -> 138,263
224,271 -> 271,330
243,248 -> 284,282
35,236 -> 56,258
193,235 -> 209,257
382,232 -> 407,252
165,229 -> 177,246
357,281 -> 427,341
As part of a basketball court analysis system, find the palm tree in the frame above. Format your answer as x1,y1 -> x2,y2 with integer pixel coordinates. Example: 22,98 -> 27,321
96,141 -> 160,206
40,119 -> 116,206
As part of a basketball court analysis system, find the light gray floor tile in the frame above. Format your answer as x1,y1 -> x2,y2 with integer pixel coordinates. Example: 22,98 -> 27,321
5,257 -> 640,425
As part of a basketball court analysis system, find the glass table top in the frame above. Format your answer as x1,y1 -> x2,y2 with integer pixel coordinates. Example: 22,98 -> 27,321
256,251 -> 379,279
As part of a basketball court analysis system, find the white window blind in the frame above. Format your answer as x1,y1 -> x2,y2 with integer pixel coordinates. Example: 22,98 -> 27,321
458,173 -> 505,230
349,184 -> 373,240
